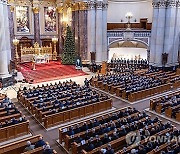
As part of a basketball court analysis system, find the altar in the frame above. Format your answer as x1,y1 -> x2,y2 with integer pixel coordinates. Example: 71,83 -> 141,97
20,42 -> 53,63
34,54 -> 49,64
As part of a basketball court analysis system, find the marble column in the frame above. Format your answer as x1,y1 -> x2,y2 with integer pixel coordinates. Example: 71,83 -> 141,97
149,0 -> 159,66
56,1 -> 64,56
95,0 -> 103,63
87,0 -> 96,61
172,1 -> 180,66
102,1 -> 108,61
0,0 -> 10,78
74,9 -> 80,55
154,0 -> 166,67
7,4 -> 15,61
164,0 -> 177,66
58,11 -> 63,55
32,8 -> 40,44
72,11 -> 76,40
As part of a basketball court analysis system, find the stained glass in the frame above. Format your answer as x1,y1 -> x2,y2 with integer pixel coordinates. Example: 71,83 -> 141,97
16,6 -> 30,33
44,7 -> 56,32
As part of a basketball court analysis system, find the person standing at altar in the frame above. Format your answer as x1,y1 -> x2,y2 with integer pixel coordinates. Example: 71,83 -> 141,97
75,57 -> 82,70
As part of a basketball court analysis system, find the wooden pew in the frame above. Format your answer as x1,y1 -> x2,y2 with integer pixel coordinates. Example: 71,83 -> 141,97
72,117 -> 154,154
44,99 -> 112,128
21,146 -> 57,154
0,120 -> 30,142
59,107 -> 133,144
0,134 -> 42,154
64,112 -> 139,151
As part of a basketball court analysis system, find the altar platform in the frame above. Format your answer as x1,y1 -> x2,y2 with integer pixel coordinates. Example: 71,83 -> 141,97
17,61 -> 87,83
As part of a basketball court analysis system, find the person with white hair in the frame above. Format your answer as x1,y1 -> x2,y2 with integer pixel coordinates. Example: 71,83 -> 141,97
100,148 -> 107,154
23,141 -> 35,152
35,136 -> 46,148
43,144 -> 53,154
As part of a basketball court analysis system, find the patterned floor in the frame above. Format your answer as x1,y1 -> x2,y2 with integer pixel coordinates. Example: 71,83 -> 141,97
18,61 -> 87,83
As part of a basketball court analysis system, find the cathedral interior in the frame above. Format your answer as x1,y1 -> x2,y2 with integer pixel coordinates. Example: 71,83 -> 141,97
0,0 -> 180,154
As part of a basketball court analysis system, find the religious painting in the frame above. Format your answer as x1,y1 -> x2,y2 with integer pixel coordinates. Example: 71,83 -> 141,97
15,6 -> 30,33
44,7 -> 57,32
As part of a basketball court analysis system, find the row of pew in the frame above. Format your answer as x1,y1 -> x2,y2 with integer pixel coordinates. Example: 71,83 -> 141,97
0,134 -> 57,154
91,70 -> 180,102
0,94 -> 29,143
58,106 -> 180,154
150,90 -> 180,122
17,81 -> 112,128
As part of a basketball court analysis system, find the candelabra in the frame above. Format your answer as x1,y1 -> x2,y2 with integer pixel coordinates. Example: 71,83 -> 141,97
52,37 -> 58,60
13,37 -> 20,68
125,12 -> 133,30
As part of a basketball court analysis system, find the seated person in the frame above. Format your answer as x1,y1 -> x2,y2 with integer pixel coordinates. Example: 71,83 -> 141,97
43,144 -> 53,154
106,144 -> 114,154
35,136 -> 46,148
23,141 -> 35,152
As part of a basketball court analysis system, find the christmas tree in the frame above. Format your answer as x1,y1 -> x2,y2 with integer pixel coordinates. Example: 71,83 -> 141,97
62,25 -> 76,64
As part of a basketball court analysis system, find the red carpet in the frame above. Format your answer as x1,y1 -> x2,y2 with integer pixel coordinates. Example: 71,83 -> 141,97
18,61 -> 87,83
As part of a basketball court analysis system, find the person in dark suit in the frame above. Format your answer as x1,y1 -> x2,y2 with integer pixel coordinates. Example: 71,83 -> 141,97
106,144 -> 114,154
94,135 -> 102,148
43,144 -> 53,154
86,138 -> 95,151
35,136 -> 46,148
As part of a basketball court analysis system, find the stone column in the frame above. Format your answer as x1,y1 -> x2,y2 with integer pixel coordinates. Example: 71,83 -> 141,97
149,0 -> 159,66
74,3 -> 80,55
7,4 -> 15,61
172,1 -> 180,66
32,1 -> 40,44
57,3 -> 64,55
95,0 -> 103,63
164,0 -> 177,67
87,0 -> 96,61
79,2 -> 88,60
154,0 -> 166,67
0,0 -> 10,79
102,1 -> 108,61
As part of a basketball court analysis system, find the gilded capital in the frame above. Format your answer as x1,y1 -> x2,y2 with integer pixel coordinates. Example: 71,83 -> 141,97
32,7 -> 40,13
10,5 -> 15,12
57,6 -> 63,13
79,2 -> 88,11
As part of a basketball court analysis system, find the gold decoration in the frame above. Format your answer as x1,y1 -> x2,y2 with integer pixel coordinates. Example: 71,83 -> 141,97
32,7 -> 39,14
10,5 -> 15,12
74,3 -> 79,11
79,2 -> 88,11
57,6 -> 63,13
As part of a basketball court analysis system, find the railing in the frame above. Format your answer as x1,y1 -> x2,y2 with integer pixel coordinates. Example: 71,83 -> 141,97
107,29 -> 151,37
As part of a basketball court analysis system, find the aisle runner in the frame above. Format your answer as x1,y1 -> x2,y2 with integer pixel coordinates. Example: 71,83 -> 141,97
18,61 -> 87,83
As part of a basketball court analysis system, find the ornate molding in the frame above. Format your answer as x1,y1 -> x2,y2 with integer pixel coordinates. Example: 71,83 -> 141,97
102,2 -> 108,9
166,0 -> 176,8
153,0 -> 178,8
152,0 -> 159,8
32,6 -> 39,13
96,1 -> 103,9
87,1 -> 96,9
177,0 -> 180,7
158,0 -> 167,8
13,0 -> 32,6
79,2 -> 88,11
57,6 -> 63,13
